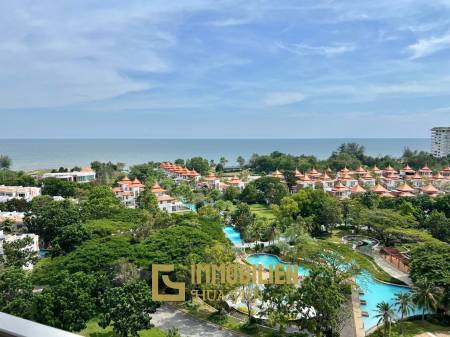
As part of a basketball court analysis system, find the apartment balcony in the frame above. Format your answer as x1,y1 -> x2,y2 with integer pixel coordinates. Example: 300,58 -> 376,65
0,312 -> 80,337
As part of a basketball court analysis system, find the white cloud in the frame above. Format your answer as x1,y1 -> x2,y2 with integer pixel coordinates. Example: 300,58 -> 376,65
263,92 -> 305,106
206,18 -> 251,27
277,42 -> 356,56
409,33 -> 450,59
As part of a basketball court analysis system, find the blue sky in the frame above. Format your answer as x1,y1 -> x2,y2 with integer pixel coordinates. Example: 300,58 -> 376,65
1,0 -> 450,138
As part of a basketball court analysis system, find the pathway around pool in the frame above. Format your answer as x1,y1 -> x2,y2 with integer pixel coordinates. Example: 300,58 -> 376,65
372,253 -> 412,286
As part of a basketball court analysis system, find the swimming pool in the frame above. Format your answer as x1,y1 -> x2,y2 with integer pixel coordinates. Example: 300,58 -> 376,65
245,253 -> 421,331
223,226 -> 243,246
246,253 -> 309,277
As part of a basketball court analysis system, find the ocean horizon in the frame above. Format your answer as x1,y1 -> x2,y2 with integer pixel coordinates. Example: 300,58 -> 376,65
0,138 -> 431,171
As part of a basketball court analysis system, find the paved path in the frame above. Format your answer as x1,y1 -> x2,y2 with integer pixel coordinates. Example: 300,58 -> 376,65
152,304 -> 244,337
372,253 -> 413,286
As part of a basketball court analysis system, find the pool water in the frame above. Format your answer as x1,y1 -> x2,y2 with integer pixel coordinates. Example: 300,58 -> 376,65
223,226 -> 243,246
246,253 -> 309,277
356,272 -> 423,330
245,253 -> 422,331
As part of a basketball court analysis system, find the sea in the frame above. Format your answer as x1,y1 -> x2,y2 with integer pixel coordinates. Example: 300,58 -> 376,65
0,138 -> 431,171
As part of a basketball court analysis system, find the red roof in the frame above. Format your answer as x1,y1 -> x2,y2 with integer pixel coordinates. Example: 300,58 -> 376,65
396,183 -> 415,193
419,165 -> 432,172
151,182 -> 166,193
372,183 -> 388,193
333,181 -> 349,191
351,184 -> 366,193
422,183 -> 439,194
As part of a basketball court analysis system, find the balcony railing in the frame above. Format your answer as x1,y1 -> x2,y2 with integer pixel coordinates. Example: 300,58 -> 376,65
0,312 -> 80,337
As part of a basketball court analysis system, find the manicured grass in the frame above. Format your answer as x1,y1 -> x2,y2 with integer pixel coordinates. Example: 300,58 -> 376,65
79,319 -> 166,337
368,320 -> 450,337
249,204 -> 275,220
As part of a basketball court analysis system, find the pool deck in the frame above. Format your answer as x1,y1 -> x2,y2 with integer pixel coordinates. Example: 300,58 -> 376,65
372,253 -> 413,286
350,284 -> 366,337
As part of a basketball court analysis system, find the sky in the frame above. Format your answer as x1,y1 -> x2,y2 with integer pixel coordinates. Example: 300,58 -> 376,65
1,0 -> 450,138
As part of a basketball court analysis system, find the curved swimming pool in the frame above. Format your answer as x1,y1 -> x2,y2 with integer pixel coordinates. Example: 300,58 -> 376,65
246,253 -> 309,277
223,226 -> 243,246
245,253 -> 421,331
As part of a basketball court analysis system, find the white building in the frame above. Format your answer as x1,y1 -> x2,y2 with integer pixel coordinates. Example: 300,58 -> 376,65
151,182 -> 186,213
113,176 -> 145,208
0,186 -> 41,202
431,127 -> 450,157
42,167 -> 96,183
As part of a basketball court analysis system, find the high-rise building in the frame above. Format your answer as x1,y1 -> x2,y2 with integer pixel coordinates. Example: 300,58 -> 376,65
431,127 -> 450,157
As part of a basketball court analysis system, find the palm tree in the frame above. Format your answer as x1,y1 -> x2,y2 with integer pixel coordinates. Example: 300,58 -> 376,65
413,280 -> 441,321
394,292 -> 414,334
0,155 -> 11,170
374,301 -> 395,337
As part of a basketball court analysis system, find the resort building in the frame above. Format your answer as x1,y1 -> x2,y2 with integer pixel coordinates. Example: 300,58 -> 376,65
354,166 -> 367,177
159,162 -> 200,181
371,183 -> 389,195
0,186 -> 41,202
407,172 -> 423,189
418,165 -> 433,178
226,176 -> 245,191
339,172 -> 358,188
113,176 -> 145,208
399,164 -> 415,177
350,184 -> 366,194
271,169 -> 284,179
319,172 -> 335,191
393,183 -> 416,198
331,181 -> 351,199
359,172 -> 376,188
381,172 -> 402,190
441,166 -> 450,178
421,183 -> 442,197
295,173 -> 315,190
151,182 -> 185,213
201,172 -> 221,190
42,167 -> 96,183
372,165 -> 382,175
431,127 -> 450,157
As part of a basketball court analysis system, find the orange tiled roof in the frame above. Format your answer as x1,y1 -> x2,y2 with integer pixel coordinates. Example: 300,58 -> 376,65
372,183 -> 388,193
151,182 -> 166,193
355,166 -> 366,173
333,181 -> 349,191
351,184 -> 366,193
396,183 -> 415,193
422,183 -> 439,193
419,165 -> 432,172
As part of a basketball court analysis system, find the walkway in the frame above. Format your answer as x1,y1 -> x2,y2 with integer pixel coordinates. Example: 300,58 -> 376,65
151,304 -> 244,337
372,253 -> 413,286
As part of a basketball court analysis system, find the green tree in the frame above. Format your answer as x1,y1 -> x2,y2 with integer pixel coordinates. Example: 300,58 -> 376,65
41,177 -> 77,197
186,157 -> 210,176
0,218 -> 14,234
3,236 -> 38,268
241,176 -> 288,205
99,281 -> 160,337
231,203 -> 255,238
260,284 -> 296,333
52,223 -> 91,256
424,210 -> 450,242
25,197 -> 84,248
33,271 -> 97,331
413,280 -> 441,321
374,301 -> 394,337
0,155 -> 12,169
82,186 -> 123,219
299,264 -> 348,337
223,186 -> 240,202
166,327 -> 181,337
394,292 -> 414,334
0,267 -> 34,318
137,184 -> 159,214
236,156 -> 245,168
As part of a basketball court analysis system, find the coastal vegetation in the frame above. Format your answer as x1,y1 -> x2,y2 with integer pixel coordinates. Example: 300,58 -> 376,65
1,144 -> 450,336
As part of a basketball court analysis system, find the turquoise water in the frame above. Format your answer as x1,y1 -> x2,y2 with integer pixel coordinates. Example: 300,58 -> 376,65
246,253 -> 309,277
0,138 -> 430,170
245,253 -> 420,331
356,272 -> 422,330
223,226 -> 242,246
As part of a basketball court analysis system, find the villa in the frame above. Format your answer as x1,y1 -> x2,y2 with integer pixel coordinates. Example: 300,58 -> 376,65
271,169 -> 284,179
159,162 -> 200,181
0,185 -> 41,202
151,182 -> 186,213
42,167 -> 96,183
225,176 -> 245,191
290,164 -> 449,200
113,176 -> 145,208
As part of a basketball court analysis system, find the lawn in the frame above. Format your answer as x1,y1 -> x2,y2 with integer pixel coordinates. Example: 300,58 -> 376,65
249,204 -> 276,220
79,319 -> 166,337
368,320 -> 450,337
180,300 -> 299,337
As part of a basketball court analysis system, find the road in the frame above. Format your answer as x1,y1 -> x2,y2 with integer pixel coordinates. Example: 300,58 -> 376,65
151,304 -> 244,337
